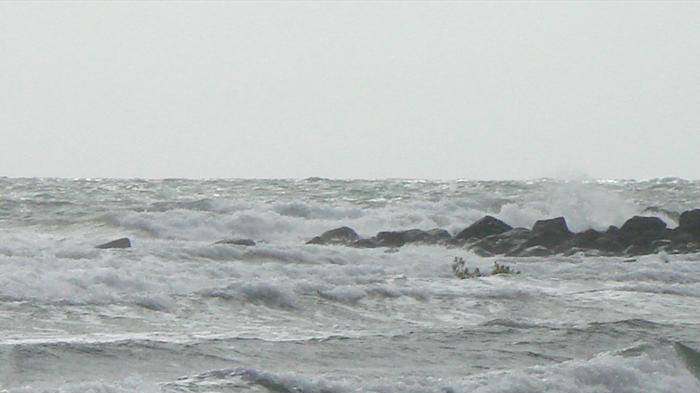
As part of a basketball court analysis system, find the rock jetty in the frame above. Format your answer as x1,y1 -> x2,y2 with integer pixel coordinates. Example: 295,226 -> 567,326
306,209 -> 700,257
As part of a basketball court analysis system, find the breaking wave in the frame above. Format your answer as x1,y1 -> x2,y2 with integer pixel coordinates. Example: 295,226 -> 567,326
162,344 -> 700,393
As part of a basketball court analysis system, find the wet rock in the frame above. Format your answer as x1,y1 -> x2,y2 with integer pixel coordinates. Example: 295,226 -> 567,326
371,228 -> 450,247
591,236 -> 625,254
568,229 -> 604,249
617,216 -> 668,251
673,242 -> 700,254
470,228 -> 532,256
481,217 -> 574,256
624,244 -> 653,256
472,217 -> 577,256
670,230 -> 695,243
562,247 -> 589,256
619,216 -> 667,235
650,239 -> 673,253
304,210 -> 700,256
96,238 -> 131,249
572,226 -> 626,254
527,217 -> 574,249
678,209 -> 700,237
214,239 -> 256,246
426,228 -> 453,242
532,217 -> 571,235
307,226 -> 360,245
378,230 -> 421,247
354,238 -> 379,248
455,216 -> 512,241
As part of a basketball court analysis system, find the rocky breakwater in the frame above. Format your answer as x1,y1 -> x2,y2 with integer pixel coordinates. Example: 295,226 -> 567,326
306,226 -> 451,248
306,209 -> 700,257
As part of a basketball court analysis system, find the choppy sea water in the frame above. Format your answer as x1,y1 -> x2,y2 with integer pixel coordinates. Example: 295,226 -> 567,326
1,177 -> 700,392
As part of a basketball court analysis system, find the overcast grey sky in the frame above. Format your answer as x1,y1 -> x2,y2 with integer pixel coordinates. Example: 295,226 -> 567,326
1,1 -> 698,180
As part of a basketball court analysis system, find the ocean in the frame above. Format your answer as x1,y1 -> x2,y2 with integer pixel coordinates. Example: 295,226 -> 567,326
1,177 -> 699,392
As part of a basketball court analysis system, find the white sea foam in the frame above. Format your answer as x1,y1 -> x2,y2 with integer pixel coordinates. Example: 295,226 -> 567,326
2,178 -> 700,390
495,181 -> 639,231
4,377 -> 159,393
163,348 -> 700,393
460,351 -> 700,393
80,179 -> 667,244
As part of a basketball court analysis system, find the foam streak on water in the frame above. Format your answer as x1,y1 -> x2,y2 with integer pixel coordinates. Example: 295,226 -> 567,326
1,178 -> 700,392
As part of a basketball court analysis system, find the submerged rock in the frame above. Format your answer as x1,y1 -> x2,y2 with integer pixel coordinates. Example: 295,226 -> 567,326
353,238 -> 379,248
426,228 -> 453,241
371,228 -> 451,247
95,238 -> 131,249
373,230 -> 417,247
214,239 -> 256,246
306,226 -> 360,245
307,227 -> 451,248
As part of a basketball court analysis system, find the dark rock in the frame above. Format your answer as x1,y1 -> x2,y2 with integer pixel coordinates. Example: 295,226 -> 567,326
679,209 -> 700,236
568,229 -> 604,249
527,217 -> 574,249
96,238 -> 131,249
354,239 -> 379,248
214,239 -> 256,246
619,216 -> 667,235
670,229 -> 695,243
592,236 -> 625,254
651,239 -> 673,253
307,227 -> 360,245
470,228 -> 532,256
302,210 -> 700,257
373,231 -> 410,247
617,216 -> 668,250
532,217 -> 571,236
606,225 -> 619,234
371,228 -> 450,247
455,216 -> 512,241
565,229 -> 625,254
624,244 -> 653,256
426,228 -> 452,241
672,241 -> 700,254
562,247 -> 588,256
471,217 -> 574,257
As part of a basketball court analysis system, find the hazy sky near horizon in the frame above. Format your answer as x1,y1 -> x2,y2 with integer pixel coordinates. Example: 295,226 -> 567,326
1,1 -> 699,180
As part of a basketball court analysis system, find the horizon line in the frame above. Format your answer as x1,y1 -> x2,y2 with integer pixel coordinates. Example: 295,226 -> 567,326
1,175 -> 698,182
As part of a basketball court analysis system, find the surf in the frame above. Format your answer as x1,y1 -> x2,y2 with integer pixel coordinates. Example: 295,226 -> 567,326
675,342 -> 700,381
